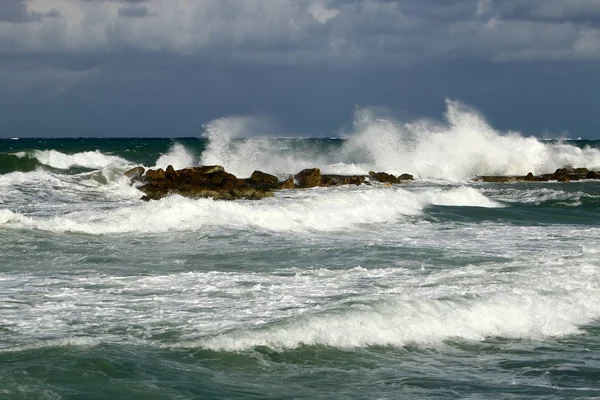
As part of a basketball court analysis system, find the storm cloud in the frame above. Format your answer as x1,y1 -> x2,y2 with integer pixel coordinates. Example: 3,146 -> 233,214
0,0 -> 598,137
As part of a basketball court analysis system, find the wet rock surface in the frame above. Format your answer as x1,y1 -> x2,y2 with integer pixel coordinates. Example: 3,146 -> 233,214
127,165 -> 416,200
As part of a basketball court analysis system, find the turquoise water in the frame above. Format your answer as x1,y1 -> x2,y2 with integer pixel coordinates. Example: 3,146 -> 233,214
1,118 -> 600,399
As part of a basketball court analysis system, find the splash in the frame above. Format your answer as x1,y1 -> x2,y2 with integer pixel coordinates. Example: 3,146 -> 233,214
198,100 -> 600,180
153,143 -> 195,170
340,100 -> 600,180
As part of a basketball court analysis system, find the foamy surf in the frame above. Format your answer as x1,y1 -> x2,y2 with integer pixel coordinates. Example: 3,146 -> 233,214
194,289 -> 600,351
0,185 -> 501,234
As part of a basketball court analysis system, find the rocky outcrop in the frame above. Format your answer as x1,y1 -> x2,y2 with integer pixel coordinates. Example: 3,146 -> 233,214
474,168 -> 600,183
369,171 -> 399,184
321,174 -> 366,186
295,168 -> 322,188
249,170 -> 279,187
137,165 -> 274,201
126,164 -> 417,201
124,166 -> 145,182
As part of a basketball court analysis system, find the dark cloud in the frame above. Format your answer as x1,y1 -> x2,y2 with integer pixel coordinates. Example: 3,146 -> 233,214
0,0 -> 598,138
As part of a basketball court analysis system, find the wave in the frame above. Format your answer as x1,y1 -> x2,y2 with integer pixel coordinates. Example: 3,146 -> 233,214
0,153 -> 41,174
197,100 -> 600,180
0,186 -> 501,234
178,288 -> 600,351
14,149 -> 129,170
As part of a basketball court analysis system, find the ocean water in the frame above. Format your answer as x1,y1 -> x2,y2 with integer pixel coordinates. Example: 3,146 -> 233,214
1,104 -> 600,399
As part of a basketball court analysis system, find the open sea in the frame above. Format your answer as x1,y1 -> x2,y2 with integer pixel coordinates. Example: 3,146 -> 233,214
1,106 -> 600,399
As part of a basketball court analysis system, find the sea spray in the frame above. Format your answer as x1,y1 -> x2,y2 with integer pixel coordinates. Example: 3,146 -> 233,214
153,143 -> 195,170
196,100 -> 600,180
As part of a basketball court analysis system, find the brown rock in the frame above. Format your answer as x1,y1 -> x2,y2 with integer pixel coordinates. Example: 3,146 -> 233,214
250,170 -> 279,187
369,171 -> 399,184
586,171 -> 600,179
145,168 -> 166,181
196,165 -> 225,175
165,165 -> 176,181
279,178 -> 295,190
398,173 -> 413,181
124,166 -> 145,180
295,168 -> 322,188
321,174 -> 366,186
474,176 -> 517,183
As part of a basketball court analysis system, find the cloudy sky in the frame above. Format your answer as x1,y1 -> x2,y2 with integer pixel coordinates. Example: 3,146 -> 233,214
1,0 -> 599,138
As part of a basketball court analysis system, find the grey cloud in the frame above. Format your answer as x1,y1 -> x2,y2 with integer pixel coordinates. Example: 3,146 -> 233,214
0,1 -> 599,75
0,1 -> 59,23
118,6 -> 156,18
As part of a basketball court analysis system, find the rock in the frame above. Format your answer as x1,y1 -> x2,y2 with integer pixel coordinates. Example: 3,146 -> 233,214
250,170 -> 279,187
124,166 -> 145,180
134,165 -> 273,201
524,172 -> 544,182
279,178 -> 295,190
398,173 -> 413,181
295,168 -> 322,188
165,165 -> 176,181
586,171 -> 600,179
321,174 -> 366,186
145,168 -> 166,181
197,165 -> 225,175
369,171 -> 399,184
551,168 -> 571,182
474,176 -> 518,183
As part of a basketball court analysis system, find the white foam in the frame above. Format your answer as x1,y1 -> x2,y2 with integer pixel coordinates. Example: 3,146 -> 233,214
16,149 -> 128,170
0,337 -> 100,353
483,186 -> 597,205
198,100 -> 600,180
196,289 -> 600,351
153,143 -> 195,170
0,186 -> 500,234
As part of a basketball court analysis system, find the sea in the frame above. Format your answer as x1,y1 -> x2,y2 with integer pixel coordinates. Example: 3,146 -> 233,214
1,104 -> 600,399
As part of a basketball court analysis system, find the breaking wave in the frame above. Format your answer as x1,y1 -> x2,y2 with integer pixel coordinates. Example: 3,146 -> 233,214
195,289 -> 600,350
197,100 -> 600,180
0,186 -> 500,234
15,149 -> 129,170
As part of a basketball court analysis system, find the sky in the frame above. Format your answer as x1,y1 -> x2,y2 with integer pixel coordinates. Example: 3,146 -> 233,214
0,0 -> 599,138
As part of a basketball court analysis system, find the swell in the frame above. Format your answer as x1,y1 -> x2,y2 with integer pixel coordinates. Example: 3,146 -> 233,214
0,153 -> 41,174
